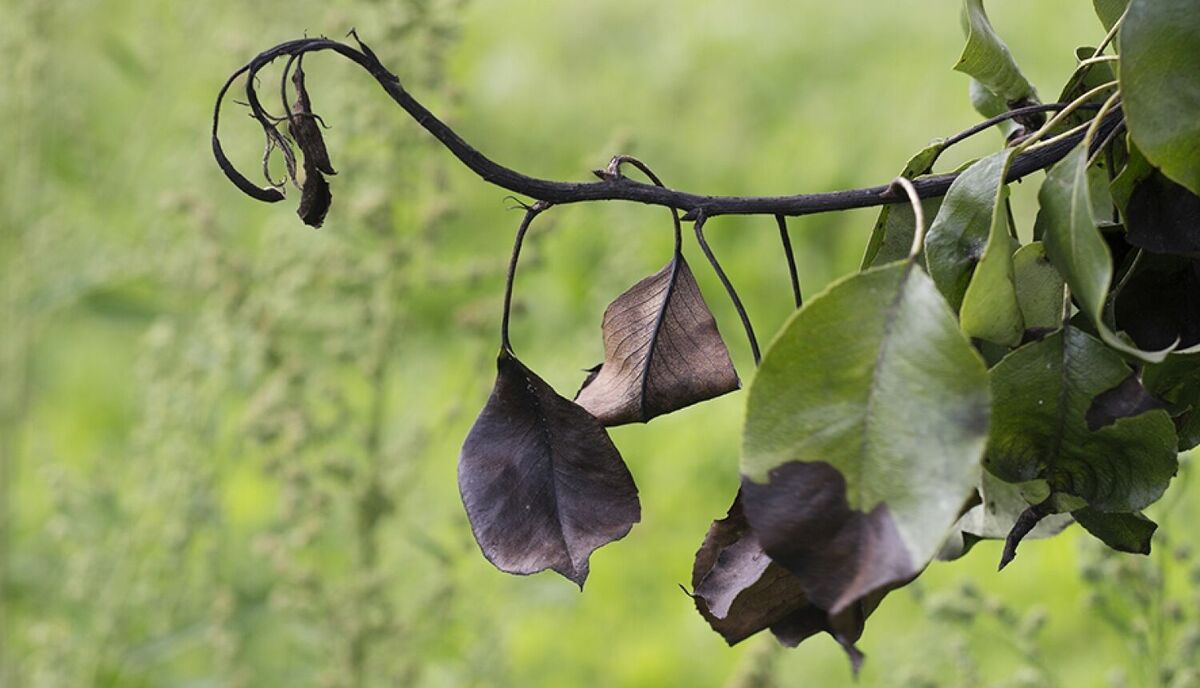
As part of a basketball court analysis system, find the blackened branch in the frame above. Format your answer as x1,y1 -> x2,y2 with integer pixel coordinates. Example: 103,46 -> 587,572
213,35 -> 1121,220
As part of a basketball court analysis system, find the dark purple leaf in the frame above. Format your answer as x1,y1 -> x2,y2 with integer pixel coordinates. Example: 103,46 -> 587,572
1125,168 -> 1200,256
690,494 -> 872,672
1114,253 -> 1200,350
1086,372 -> 1166,431
575,256 -> 739,425
740,461 -> 915,618
459,351 -> 640,587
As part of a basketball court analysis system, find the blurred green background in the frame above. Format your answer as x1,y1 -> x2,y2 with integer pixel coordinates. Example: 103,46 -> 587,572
3,1 -> 1199,686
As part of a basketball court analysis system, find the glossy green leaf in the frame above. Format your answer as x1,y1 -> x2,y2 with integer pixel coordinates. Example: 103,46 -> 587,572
1013,242 -> 1066,333
1143,353 -> 1200,451
861,143 -> 945,269
985,328 -> 1178,513
1073,508 -> 1156,554
926,151 -> 1012,312
1038,145 -> 1172,361
1054,47 -> 1117,134
956,0 -> 1038,104
969,79 -> 1021,139
960,188 -> 1023,345
1093,0 -> 1127,31
741,260 -> 990,615
1120,0 -> 1200,195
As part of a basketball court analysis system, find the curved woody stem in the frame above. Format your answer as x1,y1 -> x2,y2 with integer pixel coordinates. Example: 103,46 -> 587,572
212,34 -> 1125,221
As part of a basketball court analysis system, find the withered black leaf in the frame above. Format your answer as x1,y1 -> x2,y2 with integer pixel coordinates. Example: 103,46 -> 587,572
459,351 -> 640,587
690,493 -> 872,672
289,62 -> 336,228
741,461 -> 916,617
691,494 -> 811,645
1114,253 -> 1200,350
575,256 -> 739,425
289,63 -> 336,177
1124,169 -> 1200,256
1086,373 -> 1166,431
297,168 -> 332,228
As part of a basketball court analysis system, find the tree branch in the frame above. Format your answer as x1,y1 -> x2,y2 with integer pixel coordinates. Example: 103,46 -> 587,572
213,35 -> 1120,221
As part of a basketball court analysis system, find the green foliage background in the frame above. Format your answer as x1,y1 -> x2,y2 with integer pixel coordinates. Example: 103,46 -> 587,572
3,0 -> 1198,686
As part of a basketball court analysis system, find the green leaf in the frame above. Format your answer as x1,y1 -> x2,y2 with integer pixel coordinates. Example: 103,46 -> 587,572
1073,508 -> 1156,554
960,191 -> 1023,345
1143,352 -> 1200,451
1093,0 -> 1127,32
985,328 -> 1178,513
955,0 -> 1038,104
926,150 -> 1012,314
969,79 -> 1021,139
1054,47 -> 1118,134
1013,242 -> 1066,333
1038,145 -> 1172,361
1120,0 -> 1200,196
861,143 -> 945,269
741,260 -> 990,615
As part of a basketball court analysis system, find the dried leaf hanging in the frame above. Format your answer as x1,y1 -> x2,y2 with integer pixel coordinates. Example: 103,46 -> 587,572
459,351 -> 641,587
576,256 -> 739,425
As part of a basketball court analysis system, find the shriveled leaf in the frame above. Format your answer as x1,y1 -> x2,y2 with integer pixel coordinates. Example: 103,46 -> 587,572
289,63 -> 336,176
1120,0 -> 1200,196
691,495 -> 818,645
861,143 -> 945,269
1013,242 -> 1066,334
689,495 -> 877,670
926,150 -> 1020,339
956,0 -> 1038,104
289,62 -> 335,229
1124,168 -> 1200,256
1039,145 -> 1172,361
1114,253 -> 1200,350
297,168 -> 332,228
985,328 -> 1178,513
575,256 -> 739,425
459,351 -> 640,587
1073,508 -> 1157,554
1086,372 -> 1166,430
741,260 -> 990,616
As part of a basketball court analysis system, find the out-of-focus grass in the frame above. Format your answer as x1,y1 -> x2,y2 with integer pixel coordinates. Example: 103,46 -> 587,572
3,1 -> 1198,686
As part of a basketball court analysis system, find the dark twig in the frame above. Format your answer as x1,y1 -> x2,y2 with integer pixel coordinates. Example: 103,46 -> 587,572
942,102 -> 1101,148
693,213 -> 761,365
212,36 -> 1125,220
775,215 -> 803,309
501,201 -> 551,353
